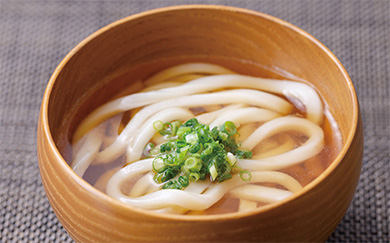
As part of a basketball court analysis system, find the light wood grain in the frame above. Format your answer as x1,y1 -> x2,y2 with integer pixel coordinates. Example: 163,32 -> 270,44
37,5 -> 363,242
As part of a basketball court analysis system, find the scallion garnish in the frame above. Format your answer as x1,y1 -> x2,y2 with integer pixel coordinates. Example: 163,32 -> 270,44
153,120 -> 163,131
148,119 -> 252,189
239,170 -> 252,182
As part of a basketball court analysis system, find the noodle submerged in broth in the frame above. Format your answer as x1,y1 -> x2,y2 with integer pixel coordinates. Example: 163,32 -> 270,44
69,62 -> 341,215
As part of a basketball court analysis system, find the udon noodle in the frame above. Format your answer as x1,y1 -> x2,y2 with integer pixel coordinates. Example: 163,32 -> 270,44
70,62 -> 339,215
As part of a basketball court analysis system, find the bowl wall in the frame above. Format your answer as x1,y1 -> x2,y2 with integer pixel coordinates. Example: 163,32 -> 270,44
37,5 -> 363,242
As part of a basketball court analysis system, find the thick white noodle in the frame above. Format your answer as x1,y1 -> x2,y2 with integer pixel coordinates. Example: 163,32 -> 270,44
239,117 -> 324,170
150,181 -> 212,215
184,180 -> 211,194
71,123 -> 106,177
73,72 -> 322,142
126,107 -> 193,163
94,89 -> 292,164
195,104 -> 243,124
149,179 -> 212,215
230,185 -> 294,204
144,62 -> 236,86
130,173 -> 161,197
209,107 -> 280,129
106,163 -> 302,211
151,134 -> 168,146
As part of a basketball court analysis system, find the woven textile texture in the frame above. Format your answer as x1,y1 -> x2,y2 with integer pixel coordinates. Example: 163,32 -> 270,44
0,0 -> 389,242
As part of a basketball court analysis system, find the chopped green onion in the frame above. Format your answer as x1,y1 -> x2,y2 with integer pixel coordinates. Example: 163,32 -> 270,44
188,172 -> 200,182
239,170 -> 252,182
153,173 -> 164,184
160,142 -> 173,153
149,147 -> 160,156
197,127 -> 211,142
220,161 -> 232,175
152,157 -> 166,173
209,163 -> 218,181
202,143 -> 214,156
161,168 -> 177,182
171,121 -> 182,135
185,133 -> 198,144
177,126 -> 192,138
175,139 -> 187,148
159,122 -> 172,136
184,157 -> 202,172
178,176 -> 189,187
162,180 -> 182,190
184,118 -> 198,127
226,152 -> 237,166
218,173 -> 232,182
163,154 -> 178,166
219,131 -> 228,141
189,142 -> 202,153
143,142 -> 155,157
153,120 -> 163,131
221,121 -> 237,136
235,150 -> 253,159
178,146 -> 189,162
150,118 -> 252,189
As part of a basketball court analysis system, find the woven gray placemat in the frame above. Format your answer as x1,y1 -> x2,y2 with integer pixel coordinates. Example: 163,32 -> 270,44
1,0 -> 389,242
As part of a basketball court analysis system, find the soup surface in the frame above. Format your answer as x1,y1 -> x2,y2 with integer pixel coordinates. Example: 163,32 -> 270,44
59,61 -> 342,215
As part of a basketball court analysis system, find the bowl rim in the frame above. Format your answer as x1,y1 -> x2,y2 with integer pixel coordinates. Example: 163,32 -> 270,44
40,4 -> 360,221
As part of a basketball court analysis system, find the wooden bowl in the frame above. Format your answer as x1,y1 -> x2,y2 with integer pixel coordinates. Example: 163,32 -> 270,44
37,5 -> 363,242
